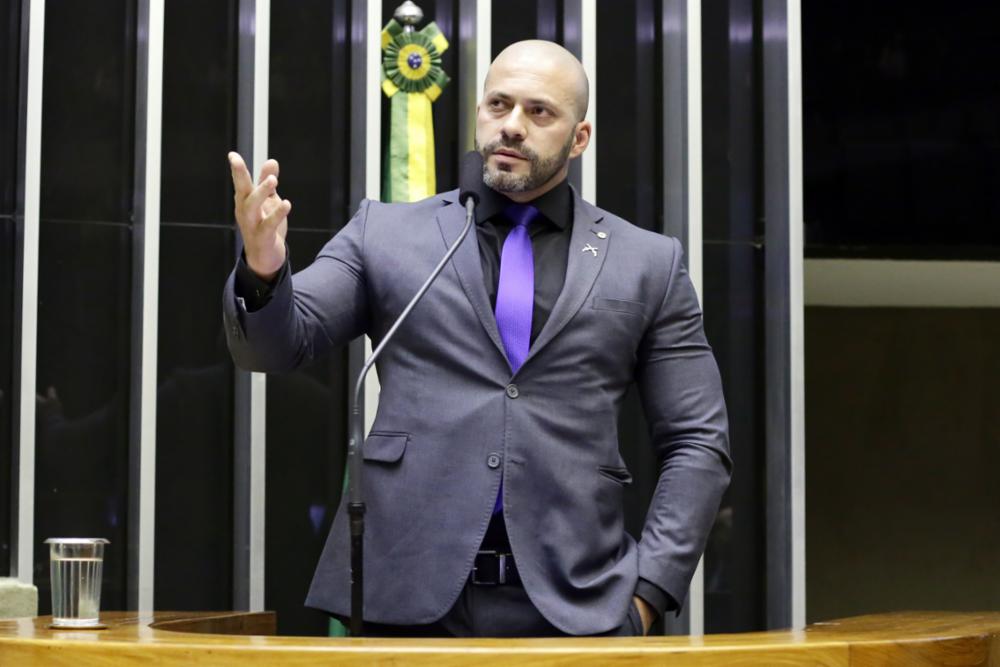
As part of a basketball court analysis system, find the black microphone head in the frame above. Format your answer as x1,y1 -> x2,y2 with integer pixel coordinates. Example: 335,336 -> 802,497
459,151 -> 484,205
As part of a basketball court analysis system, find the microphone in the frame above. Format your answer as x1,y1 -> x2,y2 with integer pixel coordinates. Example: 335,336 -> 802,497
459,150 -> 484,206
346,151 -> 483,636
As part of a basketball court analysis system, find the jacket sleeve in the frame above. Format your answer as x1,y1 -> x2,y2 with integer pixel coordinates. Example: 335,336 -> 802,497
221,199 -> 371,373
634,236 -> 732,609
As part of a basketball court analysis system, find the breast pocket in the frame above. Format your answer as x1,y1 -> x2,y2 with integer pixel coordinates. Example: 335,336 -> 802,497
591,297 -> 646,319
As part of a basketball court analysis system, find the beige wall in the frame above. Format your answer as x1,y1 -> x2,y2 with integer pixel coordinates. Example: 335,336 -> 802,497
805,307 -> 1000,622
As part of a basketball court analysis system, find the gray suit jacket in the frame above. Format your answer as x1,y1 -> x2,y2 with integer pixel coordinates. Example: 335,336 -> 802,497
222,186 -> 731,635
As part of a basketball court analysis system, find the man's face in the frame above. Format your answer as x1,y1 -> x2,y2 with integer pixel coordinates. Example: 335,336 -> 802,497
475,59 -> 585,194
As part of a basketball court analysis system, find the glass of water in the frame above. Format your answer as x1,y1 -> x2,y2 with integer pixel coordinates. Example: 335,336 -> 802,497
44,538 -> 109,628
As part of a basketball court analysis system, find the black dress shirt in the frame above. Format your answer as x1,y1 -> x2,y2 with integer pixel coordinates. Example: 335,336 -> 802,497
233,180 -> 677,621
471,178 -> 572,343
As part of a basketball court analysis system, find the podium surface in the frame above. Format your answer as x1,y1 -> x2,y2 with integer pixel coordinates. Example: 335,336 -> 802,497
1,610 -> 999,665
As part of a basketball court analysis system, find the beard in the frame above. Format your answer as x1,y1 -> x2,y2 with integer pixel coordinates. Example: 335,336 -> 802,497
476,130 -> 576,193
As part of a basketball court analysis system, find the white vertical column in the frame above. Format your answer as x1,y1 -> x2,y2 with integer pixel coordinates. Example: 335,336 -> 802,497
362,0 -> 381,436
475,0 -> 491,97
364,0 -> 380,203
685,0 -> 703,301
787,0 -> 806,632
13,0 -> 46,584
685,0 -> 705,636
763,0 -> 805,631
457,0 -> 490,156
234,0 -> 269,613
249,0 -> 270,613
129,0 -> 164,611
579,0 -> 596,203
662,0 -> 704,635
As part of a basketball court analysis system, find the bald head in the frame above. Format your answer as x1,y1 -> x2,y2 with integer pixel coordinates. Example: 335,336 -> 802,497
485,40 -> 589,121
476,39 -> 593,200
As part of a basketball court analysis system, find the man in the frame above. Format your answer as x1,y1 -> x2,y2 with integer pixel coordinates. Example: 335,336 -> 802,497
223,40 -> 730,638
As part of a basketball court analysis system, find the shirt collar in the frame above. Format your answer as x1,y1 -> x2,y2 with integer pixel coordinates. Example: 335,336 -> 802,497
476,178 -> 571,230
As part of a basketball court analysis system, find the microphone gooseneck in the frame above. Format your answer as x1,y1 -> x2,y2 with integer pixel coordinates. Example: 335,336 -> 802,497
346,151 -> 484,636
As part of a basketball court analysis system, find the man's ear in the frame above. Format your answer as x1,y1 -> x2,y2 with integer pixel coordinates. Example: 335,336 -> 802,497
569,121 -> 592,159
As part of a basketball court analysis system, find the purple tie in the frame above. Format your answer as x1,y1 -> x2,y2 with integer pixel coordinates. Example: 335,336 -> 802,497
495,204 -> 537,371
493,203 -> 538,515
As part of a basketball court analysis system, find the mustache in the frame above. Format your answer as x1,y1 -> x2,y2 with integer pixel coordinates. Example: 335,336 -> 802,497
481,138 -> 539,162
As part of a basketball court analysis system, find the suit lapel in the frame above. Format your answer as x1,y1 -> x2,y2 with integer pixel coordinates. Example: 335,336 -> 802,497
435,196 -> 510,365
520,186 -> 608,371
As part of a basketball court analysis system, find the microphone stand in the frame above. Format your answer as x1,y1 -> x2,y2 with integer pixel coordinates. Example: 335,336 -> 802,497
347,196 -> 477,637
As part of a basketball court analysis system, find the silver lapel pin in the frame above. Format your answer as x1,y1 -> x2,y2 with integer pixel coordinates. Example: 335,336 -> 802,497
582,243 -> 599,257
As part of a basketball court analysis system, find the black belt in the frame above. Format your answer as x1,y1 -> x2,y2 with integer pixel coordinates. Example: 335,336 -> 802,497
470,550 -> 521,586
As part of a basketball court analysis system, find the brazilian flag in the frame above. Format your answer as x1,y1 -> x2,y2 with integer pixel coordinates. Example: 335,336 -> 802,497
380,19 -> 450,202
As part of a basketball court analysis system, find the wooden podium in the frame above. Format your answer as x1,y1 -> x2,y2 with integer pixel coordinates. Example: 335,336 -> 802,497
1,610 -> 998,665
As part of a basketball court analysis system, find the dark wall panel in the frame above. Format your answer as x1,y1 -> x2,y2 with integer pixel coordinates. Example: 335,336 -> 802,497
271,0 -> 338,230
491,0 -> 562,58
154,0 -> 239,611
39,0 -> 135,224
33,0 -> 136,612
1,0 -> 18,215
803,3 -> 1000,258
34,222 -> 132,612
701,242 -> 764,632
596,0 -> 660,231
154,225 -> 236,610
265,0 -> 353,635
0,218 -> 13,576
700,0 -> 766,633
160,0 -> 238,226
0,0 -> 21,576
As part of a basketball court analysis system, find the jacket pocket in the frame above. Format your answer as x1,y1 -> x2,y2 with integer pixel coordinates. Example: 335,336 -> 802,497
597,465 -> 633,485
362,432 -> 408,463
592,296 -> 646,318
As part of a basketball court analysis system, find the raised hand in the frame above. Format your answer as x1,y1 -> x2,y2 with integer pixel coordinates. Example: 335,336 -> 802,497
228,151 -> 291,281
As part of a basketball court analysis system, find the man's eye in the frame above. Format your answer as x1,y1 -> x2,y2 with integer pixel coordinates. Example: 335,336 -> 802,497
532,106 -> 549,116
488,99 -> 505,109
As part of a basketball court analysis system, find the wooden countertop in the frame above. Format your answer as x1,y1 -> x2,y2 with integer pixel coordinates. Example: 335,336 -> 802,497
1,610 -> 998,665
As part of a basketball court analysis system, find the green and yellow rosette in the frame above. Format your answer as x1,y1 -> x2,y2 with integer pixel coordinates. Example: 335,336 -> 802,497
381,19 -> 449,202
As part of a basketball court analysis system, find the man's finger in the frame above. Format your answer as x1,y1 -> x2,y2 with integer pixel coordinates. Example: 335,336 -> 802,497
243,175 -> 278,220
258,158 -> 280,184
228,152 -> 254,198
261,192 -> 283,219
260,198 -> 292,230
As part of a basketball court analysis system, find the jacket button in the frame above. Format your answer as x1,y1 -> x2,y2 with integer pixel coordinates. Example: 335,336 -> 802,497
487,453 -> 501,469
505,384 -> 519,399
